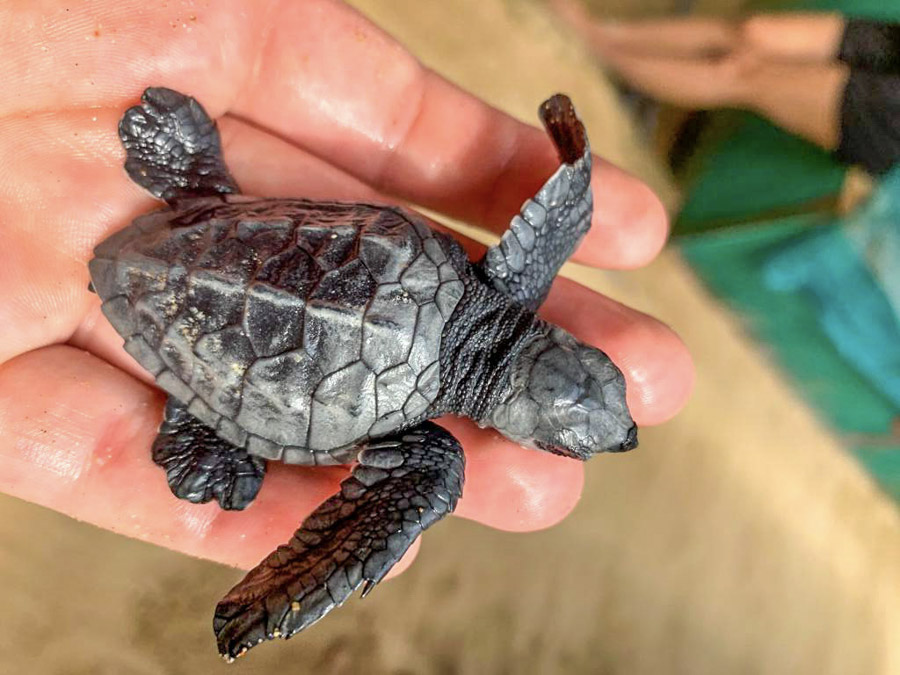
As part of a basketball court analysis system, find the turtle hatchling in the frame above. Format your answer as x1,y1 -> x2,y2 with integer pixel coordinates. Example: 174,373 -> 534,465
88,87 -> 637,660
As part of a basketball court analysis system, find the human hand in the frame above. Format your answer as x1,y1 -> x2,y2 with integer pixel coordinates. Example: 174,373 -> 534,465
0,0 -> 693,576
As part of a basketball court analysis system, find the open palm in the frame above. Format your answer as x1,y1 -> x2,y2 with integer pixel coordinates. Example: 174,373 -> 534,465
0,0 -> 692,577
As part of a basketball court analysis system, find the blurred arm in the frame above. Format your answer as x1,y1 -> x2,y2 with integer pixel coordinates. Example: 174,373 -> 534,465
737,60 -> 850,151
739,13 -> 846,64
551,1 -> 846,64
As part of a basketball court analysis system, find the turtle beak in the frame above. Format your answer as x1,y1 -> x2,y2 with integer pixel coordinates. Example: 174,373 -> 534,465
618,425 -> 638,452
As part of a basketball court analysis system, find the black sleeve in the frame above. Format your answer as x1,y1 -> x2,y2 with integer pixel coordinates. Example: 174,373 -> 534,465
838,18 -> 900,74
835,69 -> 900,175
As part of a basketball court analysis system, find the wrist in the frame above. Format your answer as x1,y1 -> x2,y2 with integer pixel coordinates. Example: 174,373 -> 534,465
720,50 -> 766,110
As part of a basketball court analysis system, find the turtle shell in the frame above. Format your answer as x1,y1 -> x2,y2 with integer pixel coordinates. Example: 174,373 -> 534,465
89,197 -> 467,465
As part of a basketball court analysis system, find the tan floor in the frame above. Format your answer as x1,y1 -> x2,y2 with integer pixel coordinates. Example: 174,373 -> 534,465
2,2 -> 898,674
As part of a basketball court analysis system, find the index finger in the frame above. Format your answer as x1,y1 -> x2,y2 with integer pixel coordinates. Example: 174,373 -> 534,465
229,0 -> 668,269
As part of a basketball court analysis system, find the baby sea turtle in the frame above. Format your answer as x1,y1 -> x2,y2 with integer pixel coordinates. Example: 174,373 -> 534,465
88,87 -> 637,661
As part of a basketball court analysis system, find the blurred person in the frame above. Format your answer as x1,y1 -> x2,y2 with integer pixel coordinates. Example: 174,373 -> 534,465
551,2 -> 900,176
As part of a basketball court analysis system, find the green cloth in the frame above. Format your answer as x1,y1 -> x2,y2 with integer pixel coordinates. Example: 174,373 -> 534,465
680,200 -> 900,500
675,112 -> 846,234
673,2 -> 900,235
764,168 -> 900,409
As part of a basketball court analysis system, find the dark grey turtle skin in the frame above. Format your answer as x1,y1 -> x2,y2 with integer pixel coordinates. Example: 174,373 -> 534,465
88,87 -> 637,661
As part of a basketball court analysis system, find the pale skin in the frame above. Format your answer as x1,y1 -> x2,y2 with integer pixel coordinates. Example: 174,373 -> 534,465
551,1 -> 851,152
0,0 -> 693,577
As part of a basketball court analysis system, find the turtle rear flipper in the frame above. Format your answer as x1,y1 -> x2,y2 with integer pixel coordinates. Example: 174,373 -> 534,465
119,87 -> 240,203
152,398 -> 266,511
213,422 -> 465,662
479,94 -> 593,310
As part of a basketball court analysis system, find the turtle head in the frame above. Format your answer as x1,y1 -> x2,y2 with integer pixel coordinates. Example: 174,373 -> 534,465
485,325 -> 637,460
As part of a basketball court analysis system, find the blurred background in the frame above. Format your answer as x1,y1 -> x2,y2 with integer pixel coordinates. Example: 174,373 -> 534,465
1,0 -> 898,673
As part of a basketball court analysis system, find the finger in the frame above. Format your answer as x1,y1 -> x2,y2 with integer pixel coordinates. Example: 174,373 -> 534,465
446,417 -> 585,532
230,0 -> 668,268
0,347 -> 585,566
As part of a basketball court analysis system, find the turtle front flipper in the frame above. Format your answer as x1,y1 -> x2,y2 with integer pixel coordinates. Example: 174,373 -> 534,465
152,398 -> 266,511
119,87 -> 240,203
213,422 -> 465,662
479,94 -> 593,310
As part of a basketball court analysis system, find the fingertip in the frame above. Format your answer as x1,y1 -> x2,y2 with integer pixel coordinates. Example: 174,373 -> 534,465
442,418 -> 585,533
614,311 -> 695,426
622,174 -> 670,266
541,281 -> 694,426
576,160 -> 670,269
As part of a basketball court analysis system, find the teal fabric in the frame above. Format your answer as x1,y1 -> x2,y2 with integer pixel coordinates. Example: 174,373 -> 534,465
857,447 -> 900,498
680,218 -> 896,435
764,168 -> 900,408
